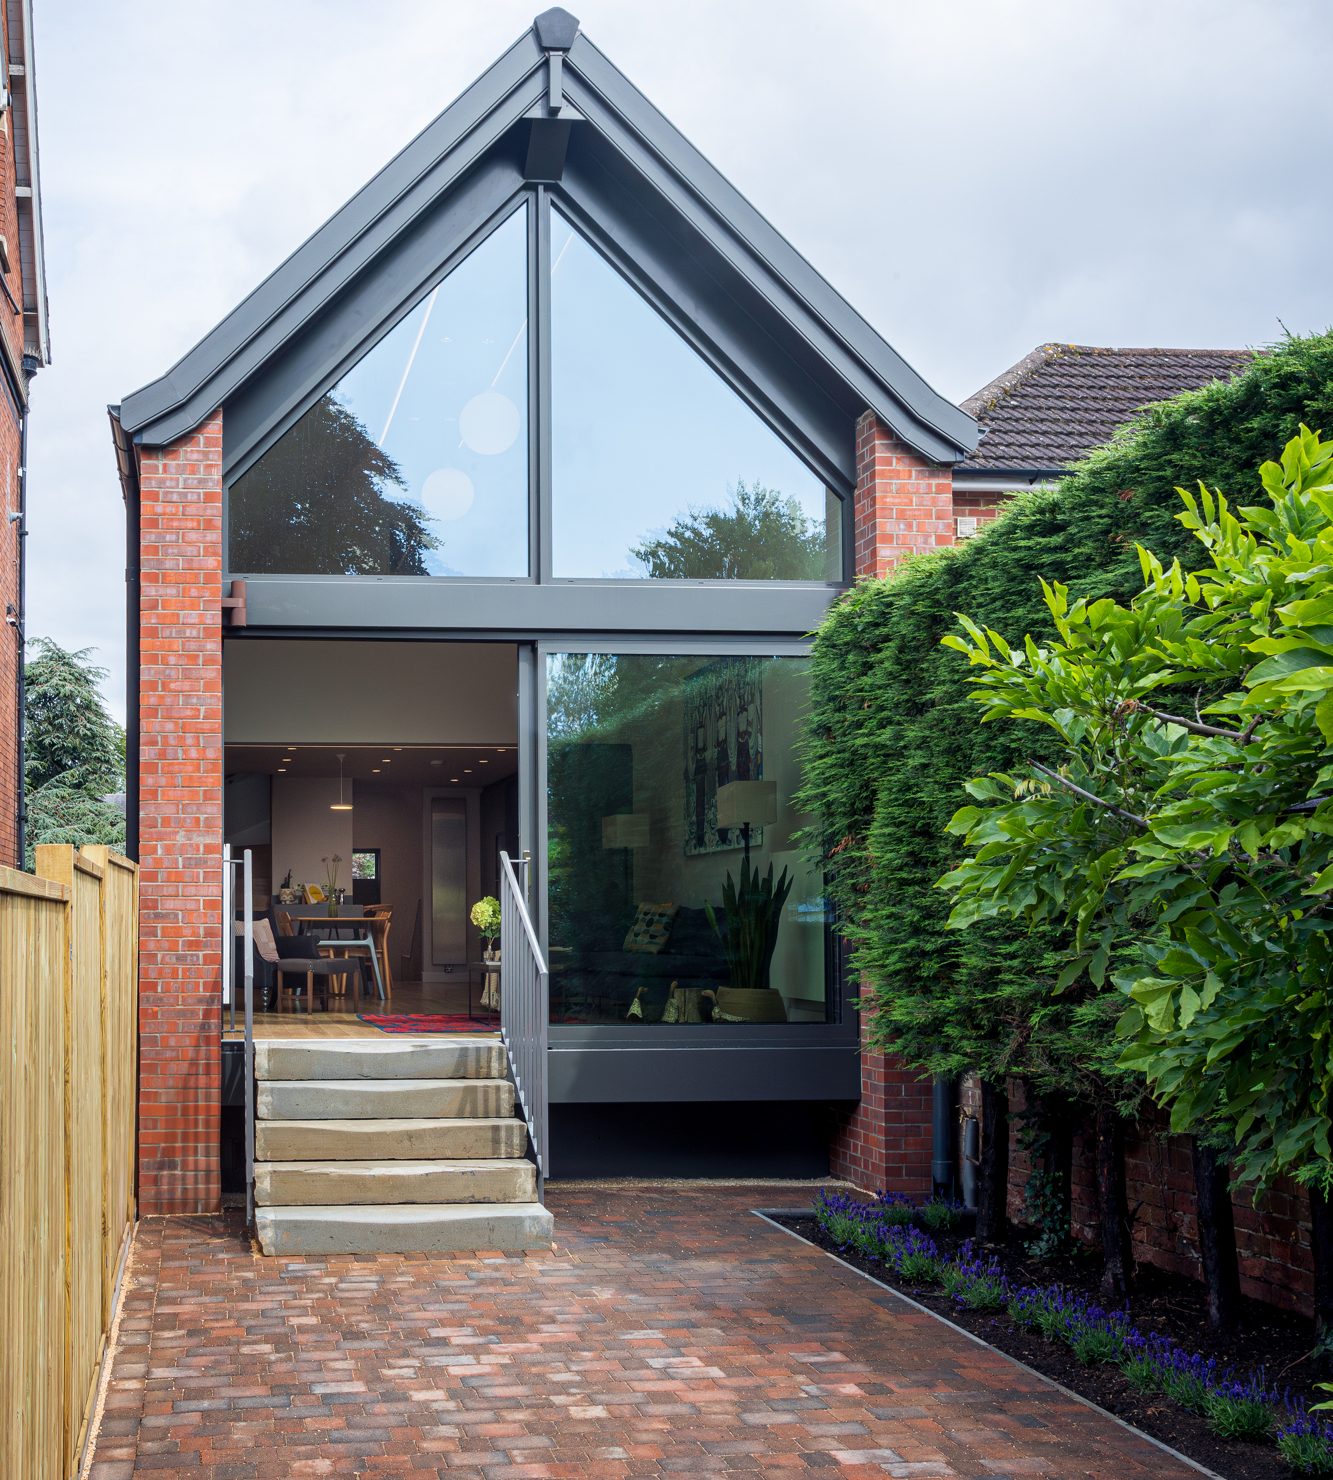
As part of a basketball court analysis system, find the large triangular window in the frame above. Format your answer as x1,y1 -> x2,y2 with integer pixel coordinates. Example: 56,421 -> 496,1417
229,207 -> 529,577
549,212 -> 841,582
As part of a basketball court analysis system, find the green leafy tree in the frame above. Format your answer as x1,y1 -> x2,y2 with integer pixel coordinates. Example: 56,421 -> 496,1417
228,396 -> 440,575
24,638 -> 126,865
632,480 -> 830,580
940,427 -> 1333,1333
798,330 -> 1333,1273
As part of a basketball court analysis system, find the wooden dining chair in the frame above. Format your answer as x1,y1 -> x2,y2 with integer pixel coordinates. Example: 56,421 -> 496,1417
363,905 -> 394,998
274,909 -> 296,937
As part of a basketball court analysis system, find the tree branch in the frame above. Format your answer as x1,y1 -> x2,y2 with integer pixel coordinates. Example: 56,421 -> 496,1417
1139,705 -> 1259,743
1031,763 -> 1149,828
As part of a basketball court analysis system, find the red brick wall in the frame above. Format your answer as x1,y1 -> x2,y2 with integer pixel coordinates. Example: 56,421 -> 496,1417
830,412 -> 953,1194
1003,1082 -> 1313,1315
852,412 -> 954,575
137,411 -> 224,1215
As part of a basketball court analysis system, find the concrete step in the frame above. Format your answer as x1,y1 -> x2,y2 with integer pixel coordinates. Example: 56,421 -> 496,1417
255,1116 -> 528,1162
255,1201 -> 554,1256
257,1077 -> 514,1122
255,1038 -> 505,1082
253,1158 -> 537,1207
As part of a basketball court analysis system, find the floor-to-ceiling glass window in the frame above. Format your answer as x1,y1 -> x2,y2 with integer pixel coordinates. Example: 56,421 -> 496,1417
545,650 -> 833,1026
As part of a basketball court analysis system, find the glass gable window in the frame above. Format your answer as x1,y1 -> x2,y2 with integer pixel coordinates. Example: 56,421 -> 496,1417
550,214 -> 842,582
229,207 -> 529,577
546,650 -> 834,1026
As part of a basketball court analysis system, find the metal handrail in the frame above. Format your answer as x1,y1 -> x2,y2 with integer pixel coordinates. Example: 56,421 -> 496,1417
498,850 -> 549,1197
242,849 -> 255,1233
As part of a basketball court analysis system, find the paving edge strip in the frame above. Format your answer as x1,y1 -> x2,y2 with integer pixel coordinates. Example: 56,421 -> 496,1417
750,1208 -> 1225,1480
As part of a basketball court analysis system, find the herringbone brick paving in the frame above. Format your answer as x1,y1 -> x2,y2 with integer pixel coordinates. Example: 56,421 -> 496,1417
87,1184 -> 1202,1478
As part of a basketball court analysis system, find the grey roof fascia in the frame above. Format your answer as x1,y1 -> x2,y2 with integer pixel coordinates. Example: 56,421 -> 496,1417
14,0 -> 48,366
118,30 -> 549,446
557,34 -> 977,463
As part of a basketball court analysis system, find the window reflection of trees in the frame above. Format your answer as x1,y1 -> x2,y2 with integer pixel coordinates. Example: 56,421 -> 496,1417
631,481 -> 831,581
229,396 -> 440,575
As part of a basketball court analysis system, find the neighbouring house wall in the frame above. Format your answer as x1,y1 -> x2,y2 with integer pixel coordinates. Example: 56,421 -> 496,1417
137,411 -> 224,1216
0,369 -> 23,869
951,483 -> 1011,533
0,0 -> 29,868
831,412 -> 955,1197
270,774 -> 354,902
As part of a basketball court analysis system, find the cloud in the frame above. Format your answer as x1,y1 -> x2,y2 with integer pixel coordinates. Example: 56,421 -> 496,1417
24,0 -> 1333,720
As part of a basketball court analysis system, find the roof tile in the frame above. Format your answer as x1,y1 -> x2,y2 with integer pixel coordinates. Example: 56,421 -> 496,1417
958,344 -> 1255,473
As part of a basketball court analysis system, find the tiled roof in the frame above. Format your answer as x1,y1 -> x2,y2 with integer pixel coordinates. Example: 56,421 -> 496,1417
958,344 -> 1255,474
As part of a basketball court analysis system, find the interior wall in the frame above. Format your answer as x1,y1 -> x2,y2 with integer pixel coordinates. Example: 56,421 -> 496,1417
271,775 -> 355,901
223,640 -> 518,744
351,780 -> 424,967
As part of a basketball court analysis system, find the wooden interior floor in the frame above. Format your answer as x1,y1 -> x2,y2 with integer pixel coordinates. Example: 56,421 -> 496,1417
222,977 -> 499,1040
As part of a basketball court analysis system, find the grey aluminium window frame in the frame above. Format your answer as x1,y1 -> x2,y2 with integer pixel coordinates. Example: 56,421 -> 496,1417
534,635 -> 859,1106
224,182 -> 856,615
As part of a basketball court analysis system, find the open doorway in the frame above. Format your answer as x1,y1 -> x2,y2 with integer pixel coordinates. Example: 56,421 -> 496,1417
222,639 -> 520,1025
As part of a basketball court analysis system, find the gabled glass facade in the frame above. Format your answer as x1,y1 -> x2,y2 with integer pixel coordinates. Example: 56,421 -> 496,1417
227,201 -> 845,590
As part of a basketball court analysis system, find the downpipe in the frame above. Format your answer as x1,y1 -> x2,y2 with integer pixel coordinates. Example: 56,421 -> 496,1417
931,1075 -> 958,1201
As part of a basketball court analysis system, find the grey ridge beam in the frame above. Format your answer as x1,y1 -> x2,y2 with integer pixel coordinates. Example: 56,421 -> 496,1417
114,10 -> 977,468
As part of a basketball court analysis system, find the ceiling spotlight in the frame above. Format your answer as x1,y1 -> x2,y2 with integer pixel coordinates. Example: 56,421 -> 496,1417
277,767 -> 286,773
464,768 -> 472,774
393,747 -> 403,752
479,759 -> 489,765
372,768 -> 381,774
450,777 -> 459,783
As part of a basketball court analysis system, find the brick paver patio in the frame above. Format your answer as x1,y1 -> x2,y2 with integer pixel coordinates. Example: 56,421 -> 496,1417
87,1183 -> 1203,1478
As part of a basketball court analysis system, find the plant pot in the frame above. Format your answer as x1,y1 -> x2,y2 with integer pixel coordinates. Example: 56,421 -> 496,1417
712,986 -> 787,1024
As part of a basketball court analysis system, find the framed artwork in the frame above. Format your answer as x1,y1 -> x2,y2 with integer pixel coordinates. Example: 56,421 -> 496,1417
682,656 -> 763,856
303,883 -> 327,904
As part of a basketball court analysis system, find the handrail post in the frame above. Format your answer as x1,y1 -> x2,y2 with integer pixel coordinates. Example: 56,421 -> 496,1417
498,850 -> 548,1199
242,849 -> 255,1234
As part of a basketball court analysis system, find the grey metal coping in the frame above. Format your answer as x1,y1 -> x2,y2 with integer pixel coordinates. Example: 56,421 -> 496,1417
115,9 -> 977,465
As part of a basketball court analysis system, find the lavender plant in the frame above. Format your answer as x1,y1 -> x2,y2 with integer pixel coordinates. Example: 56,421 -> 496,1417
1202,1371 -> 1278,1443
1278,1414 -> 1333,1475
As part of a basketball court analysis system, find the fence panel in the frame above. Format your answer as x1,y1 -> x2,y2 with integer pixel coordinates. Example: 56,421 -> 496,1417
1,846 -> 139,1480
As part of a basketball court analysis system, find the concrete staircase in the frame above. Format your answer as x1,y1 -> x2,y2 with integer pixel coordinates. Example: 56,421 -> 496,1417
252,1037 -> 553,1256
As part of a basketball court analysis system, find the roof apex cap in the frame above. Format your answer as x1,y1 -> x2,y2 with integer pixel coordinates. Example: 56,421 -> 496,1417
534,8 -> 580,50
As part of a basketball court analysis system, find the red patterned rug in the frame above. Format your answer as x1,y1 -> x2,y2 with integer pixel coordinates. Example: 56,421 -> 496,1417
357,1012 -> 498,1034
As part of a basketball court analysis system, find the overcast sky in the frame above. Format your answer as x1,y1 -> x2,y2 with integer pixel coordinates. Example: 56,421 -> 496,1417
24,0 -> 1333,719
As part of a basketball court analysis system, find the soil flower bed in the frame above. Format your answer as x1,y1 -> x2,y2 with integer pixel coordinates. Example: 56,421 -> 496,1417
773,1189 -> 1333,1480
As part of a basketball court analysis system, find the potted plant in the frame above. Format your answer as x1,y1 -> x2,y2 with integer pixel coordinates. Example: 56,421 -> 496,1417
705,857 -> 792,1023
277,869 -> 297,906
470,895 -> 502,962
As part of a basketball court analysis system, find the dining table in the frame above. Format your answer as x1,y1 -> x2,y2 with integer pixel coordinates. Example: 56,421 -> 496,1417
287,912 -> 392,1000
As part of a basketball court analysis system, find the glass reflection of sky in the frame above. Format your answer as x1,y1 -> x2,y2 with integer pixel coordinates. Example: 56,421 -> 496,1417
329,205 -> 529,577
550,211 -> 831,580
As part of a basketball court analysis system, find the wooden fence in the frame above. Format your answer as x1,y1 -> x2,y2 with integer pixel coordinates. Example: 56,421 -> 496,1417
1,845 -> 139,1480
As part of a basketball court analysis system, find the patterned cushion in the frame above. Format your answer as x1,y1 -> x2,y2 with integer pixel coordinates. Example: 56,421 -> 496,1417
623,902 -> 678,954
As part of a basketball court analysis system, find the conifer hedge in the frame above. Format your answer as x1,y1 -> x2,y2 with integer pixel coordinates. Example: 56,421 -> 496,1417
800,332 -> 1333,1117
